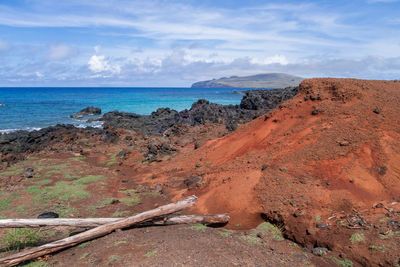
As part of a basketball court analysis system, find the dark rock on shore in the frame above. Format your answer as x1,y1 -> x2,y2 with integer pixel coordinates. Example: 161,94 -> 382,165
101,86 -> 299,135
0,125 -> 102,156
77,106 -> 101,115
37,212 -> 59,219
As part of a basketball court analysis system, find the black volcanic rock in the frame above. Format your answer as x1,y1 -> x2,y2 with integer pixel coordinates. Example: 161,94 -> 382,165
101,86 -> 299,135
0,125 -> 101,156
77,106 -> 101,116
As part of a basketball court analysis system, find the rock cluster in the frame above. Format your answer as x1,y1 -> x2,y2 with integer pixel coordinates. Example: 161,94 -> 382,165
101,87 -> 299,135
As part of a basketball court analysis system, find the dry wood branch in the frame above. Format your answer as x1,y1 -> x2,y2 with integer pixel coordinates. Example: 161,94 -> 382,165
0,195 -> 197,267
0,214 -> 230,228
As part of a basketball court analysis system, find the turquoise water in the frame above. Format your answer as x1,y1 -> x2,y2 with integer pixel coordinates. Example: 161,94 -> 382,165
0,87 -> 242,132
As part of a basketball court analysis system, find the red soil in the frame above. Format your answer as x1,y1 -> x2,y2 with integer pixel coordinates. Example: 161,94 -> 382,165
136,78 -> 400,266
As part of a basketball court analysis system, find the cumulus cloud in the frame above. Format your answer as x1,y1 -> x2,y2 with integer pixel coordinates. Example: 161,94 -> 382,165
47,45 -> 78,60
88,54 -> 121,75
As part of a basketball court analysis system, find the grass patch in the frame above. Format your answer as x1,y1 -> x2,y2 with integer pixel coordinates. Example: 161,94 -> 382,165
108,255 -> 122,264
315,214 -> 322,222
113,241 -> 128,247
191,223 -> 207,232
44,170 -> 59,177
16,205 -> 27,213
369,245 -> 385,252
330,256 -> 353,267
350,232 -> 365,244
143,250 -> 157,258
32,181 -> 89,202
106,154 -> 118,167
25,186 -> 42,195
54,204 -> 77,217
219,229 -> 233,238
44,163 -> 70,170
241,235 -> 261,245
112,210 -> 131,217
0,198 -> 11,211
119,189 -> 141,207
2,228 -> 42,251
35,179 -> 52,186
73,175 -> 105,184
256,222 -> 284,241
78,241 -> 90,248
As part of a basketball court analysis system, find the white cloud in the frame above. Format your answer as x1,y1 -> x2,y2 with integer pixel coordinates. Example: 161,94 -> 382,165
35,71 -> 44,78
47,45 -> 78,60
88,54 -> 121,75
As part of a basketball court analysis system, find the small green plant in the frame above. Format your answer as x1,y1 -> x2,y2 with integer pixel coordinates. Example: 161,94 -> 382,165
107,255 -> 122,264
113,240 -> 128,247
19,261 -> 51,267
119,189 -> 141,207
2,228 -> 42,250
16,205 -> 27,213
74,175 -> 105,184
78,241 -> 90,248
256,222 -> 284,241
315,214 -> 322,222
25,186 -> 41,195
55,204 -> 77,217
35,179 -> 52,186
241,235 -> 260,245
0,198 -> 11,211
369,245 -> 384,252
219,229 -> 233,238
350,232 -> 365,244
330,256 -> 353,267
143,250 -> 157,258
191,223 -> 207,232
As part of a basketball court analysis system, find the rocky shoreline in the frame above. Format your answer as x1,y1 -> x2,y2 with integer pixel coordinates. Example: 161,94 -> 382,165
0,86 -> 298,157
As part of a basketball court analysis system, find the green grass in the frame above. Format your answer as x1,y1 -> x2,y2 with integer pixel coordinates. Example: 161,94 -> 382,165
113,241 -> 128,247
32,181 -> 89,202
55,204 -> 78,217
73,175 -> 105,184
241,235 -> 261,245
219,229 -> 233,238
106,154 -> 118,167
0,198 -> 11,211
25,186 -> 42,195
112,210 -> 131,217
16,205 -> 27,213
2,228 -> 42,251
34,179 -> 52,186
369,245 -> 385,252
78,241 -> 90,248
350,232 -> 365,244
44,163 -> 70,170
119,189 -> 141,207
107,255 -> 122,264
191,223 -> 207,232
315,214 -> 322,222
256,222 -> 284,241
330,256 -> 353,267
143,250 -> 158,258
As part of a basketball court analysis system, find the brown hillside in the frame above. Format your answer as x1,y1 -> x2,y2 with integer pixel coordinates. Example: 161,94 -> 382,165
142,78 -> 400,266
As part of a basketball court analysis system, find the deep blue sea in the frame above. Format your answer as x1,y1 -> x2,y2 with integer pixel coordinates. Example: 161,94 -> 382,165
0,87 -> 243,133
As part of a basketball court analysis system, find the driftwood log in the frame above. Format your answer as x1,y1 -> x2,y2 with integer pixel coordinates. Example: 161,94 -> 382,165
0,214 -> 230,228
0,195 -> 197,267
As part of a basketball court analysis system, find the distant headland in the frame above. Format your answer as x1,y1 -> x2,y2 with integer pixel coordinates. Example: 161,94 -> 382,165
191,73 -> 303,88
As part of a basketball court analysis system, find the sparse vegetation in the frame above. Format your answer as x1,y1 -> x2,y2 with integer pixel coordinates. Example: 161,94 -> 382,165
256,222 -> 284,241
119,189 -> 141,207
73,174 -> 105,184
369,245 -> 384,252
350,232 -> 365,244
108,255 -> 122,264
144,250 -> 158,258
219,229 -> 233,238
330,256 -> 353,267
0,198 -> 11,211
191,223 -> 207,232
113,240 -> 128,247
35,179 -> 52,186
2,228 -> 42,251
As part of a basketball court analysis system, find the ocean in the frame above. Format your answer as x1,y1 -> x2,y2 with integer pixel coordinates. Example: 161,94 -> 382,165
0,87 -> 243,133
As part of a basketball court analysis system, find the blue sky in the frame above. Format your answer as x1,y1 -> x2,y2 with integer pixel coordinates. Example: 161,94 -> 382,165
0,0 -> 399,86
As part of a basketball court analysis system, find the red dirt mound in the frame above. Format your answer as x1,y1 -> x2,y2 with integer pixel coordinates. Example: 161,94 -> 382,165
142,78 -> 399,266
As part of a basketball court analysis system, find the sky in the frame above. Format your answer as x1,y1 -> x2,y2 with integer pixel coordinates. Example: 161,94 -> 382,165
0,0 -> 399,87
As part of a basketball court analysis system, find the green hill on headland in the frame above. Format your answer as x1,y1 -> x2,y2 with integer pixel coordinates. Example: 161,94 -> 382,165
191,73 -> 303,88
